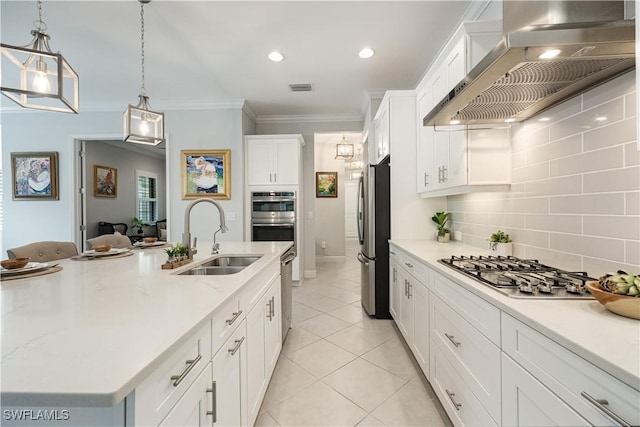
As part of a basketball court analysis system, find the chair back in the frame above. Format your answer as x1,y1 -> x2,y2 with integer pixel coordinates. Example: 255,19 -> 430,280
7,241 -> 79,262
98,221 -> 128,236
87,232 -> 132,249
156,219 -> 167,241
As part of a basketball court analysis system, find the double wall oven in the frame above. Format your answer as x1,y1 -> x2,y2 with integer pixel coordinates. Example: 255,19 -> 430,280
251,191 -> 296,248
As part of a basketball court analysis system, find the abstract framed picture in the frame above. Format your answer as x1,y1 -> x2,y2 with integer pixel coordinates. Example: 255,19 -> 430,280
94,165 -> 117,198
181,149 -> 231,199
316,171 -> 338,198
11,152 -> 59,200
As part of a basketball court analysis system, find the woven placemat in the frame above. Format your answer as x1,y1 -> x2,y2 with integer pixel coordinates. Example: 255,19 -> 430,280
131,243 -> 171,250
1,266 -> 63,281
71,251 -> 134,261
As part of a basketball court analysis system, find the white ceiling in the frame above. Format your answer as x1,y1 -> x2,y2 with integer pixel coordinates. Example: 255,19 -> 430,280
1,1 -> 473,120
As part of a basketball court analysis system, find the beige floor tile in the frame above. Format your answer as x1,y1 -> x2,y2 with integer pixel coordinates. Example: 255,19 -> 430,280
281,326 -> 321,356
371,382 -> 446,427
268,381 -> 368,427
355,316 -> 398,337
328,304 -> 368,324
323,358 -> 407,412
298,313 -> 352,338
361,335 -> 422,381
287,339 -> 357,378
255,410 -> 280,427
261,355 -> 317,410
299,295 -> 348,313
325,324 -> 394,356
292,302 -> 323,324
320,286 -> 361,304
357,414 -> 387,427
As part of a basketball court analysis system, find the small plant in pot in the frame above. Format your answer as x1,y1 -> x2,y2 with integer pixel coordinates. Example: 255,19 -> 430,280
489,230 -> 513,256
132,217 -> 149,235
432,211 -> 451,242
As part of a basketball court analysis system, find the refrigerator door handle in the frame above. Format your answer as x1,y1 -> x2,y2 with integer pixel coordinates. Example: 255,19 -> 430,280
357,252 -> 369,266
356,175 -> 365,245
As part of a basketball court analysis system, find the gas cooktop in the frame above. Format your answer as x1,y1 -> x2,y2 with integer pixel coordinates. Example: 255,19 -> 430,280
438,255 -> 596,299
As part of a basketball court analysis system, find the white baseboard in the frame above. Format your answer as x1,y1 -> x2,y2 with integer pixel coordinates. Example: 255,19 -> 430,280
303,270 -> 317,278
316,256 -> 347,263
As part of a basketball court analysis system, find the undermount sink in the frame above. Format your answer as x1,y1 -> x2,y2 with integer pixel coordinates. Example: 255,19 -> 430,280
178,255 -> 262,276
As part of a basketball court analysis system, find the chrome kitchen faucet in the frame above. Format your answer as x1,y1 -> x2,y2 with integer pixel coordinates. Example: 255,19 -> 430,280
182,198 -> 228,259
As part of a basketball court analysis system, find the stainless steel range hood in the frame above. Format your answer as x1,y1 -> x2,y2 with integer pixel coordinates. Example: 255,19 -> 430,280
423,1 -> 636,127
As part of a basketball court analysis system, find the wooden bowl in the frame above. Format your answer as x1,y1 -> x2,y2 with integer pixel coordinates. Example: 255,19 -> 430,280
1,258 -> 30,269
586,281 -> 640,320
143,237 -> 158,244
93,244 -> 112,253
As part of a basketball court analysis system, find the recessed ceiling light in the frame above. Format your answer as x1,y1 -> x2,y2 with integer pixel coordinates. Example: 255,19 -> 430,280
539,49 -> 561,59
450,120 -> 461,125
505,118 -> 516,123
268,51 -> 284,62
359,48 -> 375,59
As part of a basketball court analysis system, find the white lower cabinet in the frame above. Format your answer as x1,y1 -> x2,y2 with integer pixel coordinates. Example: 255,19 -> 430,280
502,354 -> 589,427
411,279 -> 430,378
211,323 -> 247,427
159,362 -> 214,427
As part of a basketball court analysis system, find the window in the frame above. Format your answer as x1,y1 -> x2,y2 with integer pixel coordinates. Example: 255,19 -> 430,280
136,170 -> 158,223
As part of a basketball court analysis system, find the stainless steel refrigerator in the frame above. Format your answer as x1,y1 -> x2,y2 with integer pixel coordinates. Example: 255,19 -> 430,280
357,155 -> 391,318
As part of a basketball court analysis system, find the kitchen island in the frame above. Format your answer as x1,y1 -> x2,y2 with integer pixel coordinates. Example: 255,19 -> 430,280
1,241 -> 292,426
389,239 -> 640,427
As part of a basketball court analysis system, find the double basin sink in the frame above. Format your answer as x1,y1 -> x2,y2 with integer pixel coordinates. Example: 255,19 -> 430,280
179,255 -> 262,276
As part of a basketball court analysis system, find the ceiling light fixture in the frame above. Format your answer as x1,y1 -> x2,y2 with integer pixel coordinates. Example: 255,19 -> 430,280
123,0 -> 165,146
358,47 -> 375,59
0,0 -> 79,113
538,49 -> 561,59
335,134 -> 354,160
268,51 -> 284,62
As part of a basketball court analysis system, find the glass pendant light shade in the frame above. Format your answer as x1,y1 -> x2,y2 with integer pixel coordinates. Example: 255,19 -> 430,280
335,135 -> 354,160
1,4 -> 79,113
124,95 -> 165,146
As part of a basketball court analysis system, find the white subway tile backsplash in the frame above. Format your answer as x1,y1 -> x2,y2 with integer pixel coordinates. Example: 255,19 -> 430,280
525,175 -> 582,197
583,216 -> 640,240
626,192 -> 640,215
550,99 -> 624,142
550,193 -> 625,215
549,146 -> 623,177
583,117 -> 636,152
449,75 -> 638,273
526,214 -> 582,234
550,234 -> 624,262
583,166 -> 640,193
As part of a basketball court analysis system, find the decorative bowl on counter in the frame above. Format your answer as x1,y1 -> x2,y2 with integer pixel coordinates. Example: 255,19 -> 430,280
1,257 -> 30,269
586,281 -> 640,320
143,237 -> 158,244
93,244 -> 112,253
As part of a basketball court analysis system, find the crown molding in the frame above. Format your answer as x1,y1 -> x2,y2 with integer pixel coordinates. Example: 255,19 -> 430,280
0,99 -> 248,114
360,89 -> 387,117
241,101 -> 257,122
255,114 -> 362,124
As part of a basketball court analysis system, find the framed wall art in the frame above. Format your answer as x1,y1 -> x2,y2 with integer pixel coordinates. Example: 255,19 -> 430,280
94,165 -> 117,198
11,152 -> 59,200
181,149 -> 231,199
316,171 -> 338,198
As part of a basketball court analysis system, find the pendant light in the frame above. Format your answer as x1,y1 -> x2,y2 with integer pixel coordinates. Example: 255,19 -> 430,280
335,134 -> 354,160
123,0 -> 165,146
0,0 -> 79,113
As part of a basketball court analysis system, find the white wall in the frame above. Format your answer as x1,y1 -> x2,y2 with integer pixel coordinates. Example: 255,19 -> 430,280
449,72 -> 639,276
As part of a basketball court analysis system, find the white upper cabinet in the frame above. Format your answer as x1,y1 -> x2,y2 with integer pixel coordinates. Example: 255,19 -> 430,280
416,20 -> 511,197
373,102 -> 390,163
245,135 -> 304,186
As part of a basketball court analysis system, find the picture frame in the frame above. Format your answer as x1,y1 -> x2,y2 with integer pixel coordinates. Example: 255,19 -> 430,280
181,149 -> 231,199
11,151 -> 59,200
93,165 -> 118,198
316,171 -> 338,198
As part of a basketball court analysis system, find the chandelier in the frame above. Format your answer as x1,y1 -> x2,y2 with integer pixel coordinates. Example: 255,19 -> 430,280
0,0 -> 79,113
335,134 -> 354,160
123,0 -> 165,146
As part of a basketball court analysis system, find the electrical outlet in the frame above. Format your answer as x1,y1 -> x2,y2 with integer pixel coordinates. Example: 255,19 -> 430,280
321,241 -> 326,249
227,212 -> 236,221
454,231 -> 462,241
308,211 -> 314,219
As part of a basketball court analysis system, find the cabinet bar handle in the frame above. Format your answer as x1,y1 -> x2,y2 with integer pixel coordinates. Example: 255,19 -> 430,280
274,173 -> 277,182
389,250 -> 396,255
266,301 -> 273,320
226,310 -> 243,325
444,333 -> 461,347
404,279 -> 408,297
393,267 -> 397,283
443,166 -> 448,182
446,389 -> 462,410
581,391 -> 631,427
206,381 -> 217,422
170,354 -> 202,387
407,283 -> 412,299
229,336 -> 245,356
404,262 -> 414,268
270,296 -> 275,318
424,172 -> 428,186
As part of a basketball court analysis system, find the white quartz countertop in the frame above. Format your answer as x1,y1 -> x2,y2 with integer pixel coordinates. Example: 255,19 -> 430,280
390,239 -> 640,392
1,241 -> 292,407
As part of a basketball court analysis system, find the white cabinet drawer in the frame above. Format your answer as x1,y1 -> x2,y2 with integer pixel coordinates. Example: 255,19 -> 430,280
431,294 -> 500,423
432,271 -> 500,345
135,321 -> 212,426
502,313 -> 640,426
430,340 -> 498,427
394,248 -> 430,285
212,296 -> 244,354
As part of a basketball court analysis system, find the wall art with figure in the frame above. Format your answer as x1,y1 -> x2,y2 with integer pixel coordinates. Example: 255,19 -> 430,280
181,149 -> 231,199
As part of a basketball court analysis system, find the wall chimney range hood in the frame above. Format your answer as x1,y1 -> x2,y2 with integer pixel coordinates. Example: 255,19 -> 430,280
423,1 -> 636,127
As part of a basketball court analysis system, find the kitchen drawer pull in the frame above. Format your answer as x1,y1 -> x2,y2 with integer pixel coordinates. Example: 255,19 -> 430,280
404,262 -> 414,268
228,336 -> 245,356
270,296 -> 275,318
445,389 -> 462,410
581,391 -> 631,427
266,301 -> 273,320
393,267 -> 397,283
170,354 -> 202,387
444,333 -> 461,347
404,279 -> 409,297
206,381 -> 217,422
407,283 -> 412,299
389,250 -> 396,255
225,309 -> 243,325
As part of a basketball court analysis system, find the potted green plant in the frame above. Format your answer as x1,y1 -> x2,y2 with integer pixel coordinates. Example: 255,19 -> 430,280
431,211 -> 450,242
132,217 -> 149,235
489,230 -> 512,256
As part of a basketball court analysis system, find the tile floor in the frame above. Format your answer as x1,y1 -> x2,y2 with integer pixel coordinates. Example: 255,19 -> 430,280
256,240 -> 452,427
